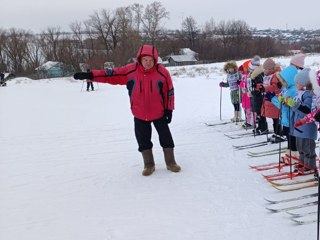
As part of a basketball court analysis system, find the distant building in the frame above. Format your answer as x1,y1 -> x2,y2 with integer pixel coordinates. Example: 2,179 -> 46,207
167,55 -> 198,66
35,61 -> 74,78
3,73 -> 15,80
163,48 -> 199,66
179,48 -> 199,60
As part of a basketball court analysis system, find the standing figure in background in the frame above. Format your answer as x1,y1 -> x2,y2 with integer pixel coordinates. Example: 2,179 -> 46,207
86,69 -> 94,91
220,61 -> 242,122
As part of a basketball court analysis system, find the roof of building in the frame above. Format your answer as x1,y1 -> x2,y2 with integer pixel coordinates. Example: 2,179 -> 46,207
168,55 -> 197,62
35,61 -> 63,71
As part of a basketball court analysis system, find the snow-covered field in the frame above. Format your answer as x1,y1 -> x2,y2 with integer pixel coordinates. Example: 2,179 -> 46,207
1,55 -> 320,240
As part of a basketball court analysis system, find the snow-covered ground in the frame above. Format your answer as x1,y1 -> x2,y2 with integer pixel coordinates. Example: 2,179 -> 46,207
1,55 -> 320,240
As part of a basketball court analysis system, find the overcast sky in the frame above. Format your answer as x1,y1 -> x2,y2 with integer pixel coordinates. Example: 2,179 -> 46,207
1,0 -> 320,33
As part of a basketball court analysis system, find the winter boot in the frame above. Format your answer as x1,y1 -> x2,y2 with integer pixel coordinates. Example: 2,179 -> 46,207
141,149 -> 155,176
236,111 -> 243,122
163,148 -> 181,172
230,111 -> 237,122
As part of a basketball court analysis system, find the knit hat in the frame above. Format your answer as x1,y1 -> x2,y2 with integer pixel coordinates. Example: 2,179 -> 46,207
262,58 -> 276,70
248,55 -> 260,72
294,68 -> 311,86
290,53 -> 305,69
242,60 -> 251,70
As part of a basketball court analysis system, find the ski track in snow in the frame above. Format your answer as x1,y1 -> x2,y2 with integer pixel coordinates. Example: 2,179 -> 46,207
1,56 -> 320,239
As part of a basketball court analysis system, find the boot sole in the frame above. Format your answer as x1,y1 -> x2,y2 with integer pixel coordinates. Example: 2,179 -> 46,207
166,166 -> 181,172
142,167 -> 155,176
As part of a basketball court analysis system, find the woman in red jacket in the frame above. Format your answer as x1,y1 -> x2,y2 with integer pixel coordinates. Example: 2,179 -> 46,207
74,45 -> 181,176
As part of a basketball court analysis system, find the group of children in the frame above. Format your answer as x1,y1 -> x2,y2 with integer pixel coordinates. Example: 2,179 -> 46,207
220,54 -> 320,178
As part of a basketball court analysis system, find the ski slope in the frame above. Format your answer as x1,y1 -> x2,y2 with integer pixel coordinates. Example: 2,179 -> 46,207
1,55 -> 320,240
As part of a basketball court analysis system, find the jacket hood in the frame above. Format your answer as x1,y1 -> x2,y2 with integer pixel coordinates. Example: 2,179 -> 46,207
136,45 -> 159,64
279,66 -> 298,88
224,61 -> 238,72
250,65 -> 263,79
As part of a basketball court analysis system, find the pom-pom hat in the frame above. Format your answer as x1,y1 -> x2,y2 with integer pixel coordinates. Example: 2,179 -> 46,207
290,53 -> 305,69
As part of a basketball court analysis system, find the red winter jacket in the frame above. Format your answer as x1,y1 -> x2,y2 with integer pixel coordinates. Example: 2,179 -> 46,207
261,73 -> 281,119
91,45 -> 174,121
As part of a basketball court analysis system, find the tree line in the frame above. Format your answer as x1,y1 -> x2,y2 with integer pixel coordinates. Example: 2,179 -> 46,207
0,1 -> 311,78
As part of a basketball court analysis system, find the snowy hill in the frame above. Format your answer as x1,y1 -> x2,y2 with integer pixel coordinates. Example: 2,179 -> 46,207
1,54 -> 320,240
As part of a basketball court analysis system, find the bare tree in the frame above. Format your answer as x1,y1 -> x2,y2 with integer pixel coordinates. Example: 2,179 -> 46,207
87,10 -> 111,55
203,18 -> 216,37
181,16 -> 199,48
228,20 -> 251,57
131,3 -> 144,33
141,1 -> 169,45
3,28 -> 29,73
70,21 -> 87,63
39,27 -> 63,61
0,29 -> 8,71
24,34 -> 44,73
112,7 -> 141,65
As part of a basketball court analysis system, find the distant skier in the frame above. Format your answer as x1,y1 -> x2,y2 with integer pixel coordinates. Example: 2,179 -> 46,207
73,45 -> 181,176
85,69 -> 94,91
0,72 -> 6,87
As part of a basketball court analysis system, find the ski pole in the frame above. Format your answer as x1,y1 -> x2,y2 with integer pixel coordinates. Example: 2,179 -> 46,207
317,135 -> 320,240
278,103 -> 283,172
81,80 -> 84,92
219,86 -> 222,121
288,107 -> 293,178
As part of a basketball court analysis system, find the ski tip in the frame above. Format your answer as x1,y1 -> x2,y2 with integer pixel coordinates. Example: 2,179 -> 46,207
265,207 -> 279,213
264,198 -> 277,204
291,218 -> 305,225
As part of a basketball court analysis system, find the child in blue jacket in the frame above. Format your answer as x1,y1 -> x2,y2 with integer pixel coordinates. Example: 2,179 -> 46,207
285,68 -> 318,176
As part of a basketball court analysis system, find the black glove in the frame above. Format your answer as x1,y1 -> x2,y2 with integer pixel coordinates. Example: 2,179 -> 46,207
314,111 -> 320,123
164,110 -> 173,124
219,81 -> 228,88
73,72 -> 93,80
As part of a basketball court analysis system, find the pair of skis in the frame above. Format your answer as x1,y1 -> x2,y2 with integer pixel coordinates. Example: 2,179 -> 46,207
233,141 -> 270,150
265,192 -> 319,224
247,147 -> 286,157
249,154 -> 297,171
205,121 -> 232,127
